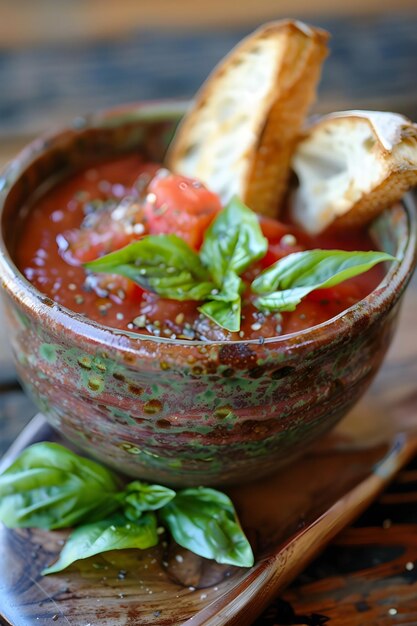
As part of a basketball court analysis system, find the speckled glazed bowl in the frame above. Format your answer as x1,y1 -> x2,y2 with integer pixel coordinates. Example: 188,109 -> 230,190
0,103 -> 416,486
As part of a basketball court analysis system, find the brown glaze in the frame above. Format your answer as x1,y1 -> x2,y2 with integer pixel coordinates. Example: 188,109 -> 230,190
2,294 -> 417,626
0,103 -> 416,488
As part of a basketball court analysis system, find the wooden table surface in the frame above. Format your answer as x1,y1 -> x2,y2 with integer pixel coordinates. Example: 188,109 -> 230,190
1,6 -> 417,624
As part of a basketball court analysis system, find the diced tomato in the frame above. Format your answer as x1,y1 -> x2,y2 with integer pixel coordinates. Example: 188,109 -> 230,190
144,171 -> 222,249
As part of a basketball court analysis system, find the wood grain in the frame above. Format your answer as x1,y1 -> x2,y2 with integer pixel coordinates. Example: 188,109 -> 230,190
0,417 -> 413,625
280,509 -> 417,624
2,283 -> 417,625
1,280 -> 417,626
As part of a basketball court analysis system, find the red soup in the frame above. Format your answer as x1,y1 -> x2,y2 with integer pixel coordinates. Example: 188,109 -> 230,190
15,154 -> 384,341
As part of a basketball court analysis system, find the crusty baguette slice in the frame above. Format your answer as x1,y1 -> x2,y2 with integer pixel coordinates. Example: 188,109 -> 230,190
291,111 -> 417,234
166,20 -> 329,217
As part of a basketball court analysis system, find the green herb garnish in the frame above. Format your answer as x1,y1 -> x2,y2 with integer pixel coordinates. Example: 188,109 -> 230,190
83,234 -> 216,301
199,196 -> 268,285
42,513 -> 158,575
252,249 -> 396,312
0,442 -> 121,529
160,487 -> 254,567
85,197 -> 267,332
85,198 -> 396,332
0,443 -> 254,573
122,480 -> 176,520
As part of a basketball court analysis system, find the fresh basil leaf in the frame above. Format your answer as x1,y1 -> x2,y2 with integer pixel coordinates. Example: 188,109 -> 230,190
255,287 -> 315,312
42,513 -> 158,575
0,443 -> 121,529
85,235 -> 215,301
252,249 -> 396,293
159,487 -> 254,567
122,481 -> 176,521
209,272 -> 244,302
200,197 -> 267,286
198,272 -> 243,332
199,297 -> 241,333
253,249 -> 396,312
198,272 -> 245,332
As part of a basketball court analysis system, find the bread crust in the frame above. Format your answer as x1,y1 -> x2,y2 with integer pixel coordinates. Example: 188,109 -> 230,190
330,164 -> 417,231
291,111 -> 417,234
166,20 -> 328,217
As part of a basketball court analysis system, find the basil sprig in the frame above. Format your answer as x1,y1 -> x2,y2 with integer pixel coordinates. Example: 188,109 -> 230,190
160,487 -> 254,567
200,196 -> 268,286
0,442 -> 121,529
0,443 -> 254,573
42,513 -> 158,575
252,249 -> 396,312
199,271 -> 244,332
85,234 -> 216,301
85,197 -> 267,332
85,197 -> 395,332
122,480 -> 176,520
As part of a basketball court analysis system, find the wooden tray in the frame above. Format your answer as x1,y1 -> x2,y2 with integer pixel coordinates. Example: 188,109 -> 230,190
2,291 -> 417,626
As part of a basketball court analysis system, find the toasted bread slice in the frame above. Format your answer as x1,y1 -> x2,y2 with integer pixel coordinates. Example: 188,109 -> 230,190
166,20 -> 328,217
291,111 -> 417,234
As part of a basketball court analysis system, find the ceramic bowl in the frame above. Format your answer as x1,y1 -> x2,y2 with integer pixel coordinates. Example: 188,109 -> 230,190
0,103 -> 416,486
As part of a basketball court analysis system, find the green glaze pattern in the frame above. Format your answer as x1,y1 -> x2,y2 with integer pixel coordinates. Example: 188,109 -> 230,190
0,103 -> 416,485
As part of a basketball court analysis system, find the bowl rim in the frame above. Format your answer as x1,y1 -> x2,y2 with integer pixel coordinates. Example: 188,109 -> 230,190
0,100 -> 416,352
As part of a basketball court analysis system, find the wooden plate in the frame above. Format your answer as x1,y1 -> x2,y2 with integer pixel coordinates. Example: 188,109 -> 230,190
1,289 -> 417,626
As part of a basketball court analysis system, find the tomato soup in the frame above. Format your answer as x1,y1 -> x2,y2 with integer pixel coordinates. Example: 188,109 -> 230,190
15,154 -> 384,342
